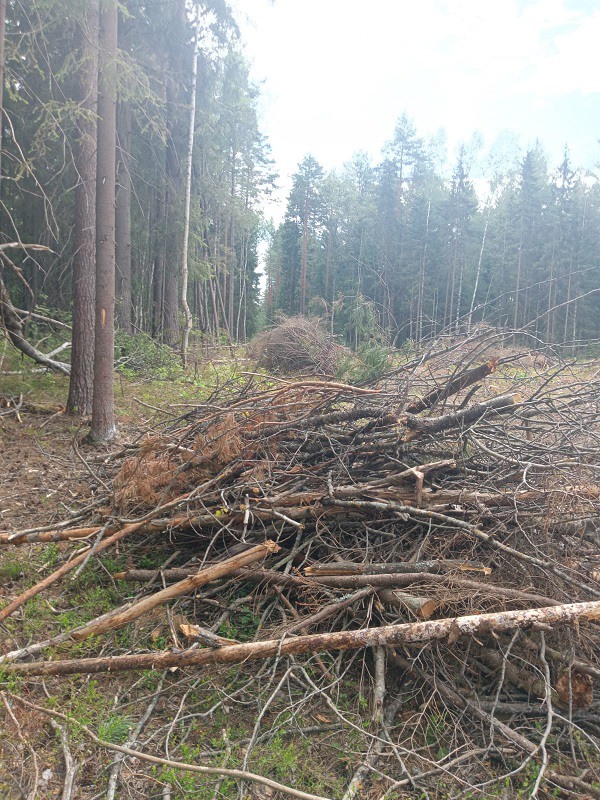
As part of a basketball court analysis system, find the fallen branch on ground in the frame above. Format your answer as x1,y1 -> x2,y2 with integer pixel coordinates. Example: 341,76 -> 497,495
4,599 -> 599,677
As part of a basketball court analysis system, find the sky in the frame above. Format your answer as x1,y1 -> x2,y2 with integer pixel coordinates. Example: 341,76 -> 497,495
227,0 -> 600,218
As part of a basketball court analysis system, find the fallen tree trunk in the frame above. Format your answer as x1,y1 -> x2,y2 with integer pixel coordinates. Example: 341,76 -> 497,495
4,598 -> 599,677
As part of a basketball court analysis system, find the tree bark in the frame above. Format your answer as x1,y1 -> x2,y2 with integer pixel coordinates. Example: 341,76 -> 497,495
67,0 -> 98,415
91,0 -> 118,442
115,100 -> 132,333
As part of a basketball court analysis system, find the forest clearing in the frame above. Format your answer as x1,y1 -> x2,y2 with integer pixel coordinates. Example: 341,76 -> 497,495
1,0 -> 600,798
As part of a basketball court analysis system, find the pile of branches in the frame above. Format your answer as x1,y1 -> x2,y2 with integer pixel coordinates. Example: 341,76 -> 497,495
249,314 -> 347,376
1,338 -> 600,798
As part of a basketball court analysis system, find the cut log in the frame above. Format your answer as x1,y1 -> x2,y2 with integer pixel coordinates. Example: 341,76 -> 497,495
377,589 -> 438,619
4,598 -> 599,677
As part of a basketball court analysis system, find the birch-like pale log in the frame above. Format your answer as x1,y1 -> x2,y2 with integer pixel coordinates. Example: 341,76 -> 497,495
4,599 -> 599,677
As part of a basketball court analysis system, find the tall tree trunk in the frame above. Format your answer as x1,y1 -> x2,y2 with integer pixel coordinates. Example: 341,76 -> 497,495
115,100 -> 132,333
151,182 -> 165,338
415,199 -> 430,348
91,0 -> 118,442
300,197 -> 308,315
181,15 -> 200,367
162,0 -> 187,346
228,217 -> 235,336
67,0 -> 98,416
467,206 -> 489,332
0,0 -> 6,186
163,75 -> 181,346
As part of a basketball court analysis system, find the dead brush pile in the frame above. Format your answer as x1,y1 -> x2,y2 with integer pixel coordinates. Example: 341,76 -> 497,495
249,314 -> 347,376
1,332 -> 600,800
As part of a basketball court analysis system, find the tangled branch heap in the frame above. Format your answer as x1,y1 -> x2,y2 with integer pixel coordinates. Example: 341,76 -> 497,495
2,337 -> 600,797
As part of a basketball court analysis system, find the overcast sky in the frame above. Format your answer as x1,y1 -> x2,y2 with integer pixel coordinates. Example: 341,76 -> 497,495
228,0 -> 600,216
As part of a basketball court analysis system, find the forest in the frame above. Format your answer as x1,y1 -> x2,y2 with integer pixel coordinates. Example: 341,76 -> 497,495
1,2 -> 599,385
1,2 -> 600,800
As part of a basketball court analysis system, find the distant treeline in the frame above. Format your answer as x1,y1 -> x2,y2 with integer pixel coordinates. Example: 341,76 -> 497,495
266,117 -> 600,348
1,2 -> 598,351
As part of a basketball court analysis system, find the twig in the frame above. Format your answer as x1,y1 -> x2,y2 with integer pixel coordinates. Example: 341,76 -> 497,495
106,676 -> 165,800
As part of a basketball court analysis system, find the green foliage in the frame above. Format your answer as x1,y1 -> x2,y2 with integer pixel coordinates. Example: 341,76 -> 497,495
98,714 -> 133,745
0,560 -> 25,581
218,610 -> 260,642
337,340 -> 392,385
254,733 -> 299,780
115,332 -> 184,381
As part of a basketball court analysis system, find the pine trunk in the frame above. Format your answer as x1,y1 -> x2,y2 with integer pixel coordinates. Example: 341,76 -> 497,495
67,0 -> 98,416
180,18 -> 200,367
91,0 -> 118,442
0,0 -> 6,184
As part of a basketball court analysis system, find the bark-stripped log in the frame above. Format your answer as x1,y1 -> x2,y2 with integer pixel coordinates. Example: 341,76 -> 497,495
4,599 -> 599,677
378,589 -> 438,619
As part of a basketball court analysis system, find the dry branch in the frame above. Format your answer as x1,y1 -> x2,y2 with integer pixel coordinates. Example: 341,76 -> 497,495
7,694 -> 333,800
0,269 -> 71,375
4,599 -> 599,677
68,541 -> 278,641
403,393 -> 518,437
3,351 -> 599,795
405,359 -> 498,413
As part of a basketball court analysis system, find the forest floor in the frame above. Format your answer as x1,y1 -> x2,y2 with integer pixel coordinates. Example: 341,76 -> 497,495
0,340 -> 599,800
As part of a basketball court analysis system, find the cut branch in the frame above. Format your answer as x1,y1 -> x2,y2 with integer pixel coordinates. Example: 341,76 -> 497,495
68,541 -> 278,641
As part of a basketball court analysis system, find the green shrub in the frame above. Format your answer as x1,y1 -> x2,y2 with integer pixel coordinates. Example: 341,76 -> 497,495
114,331 -> 184,381
337,341 -> 392,385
